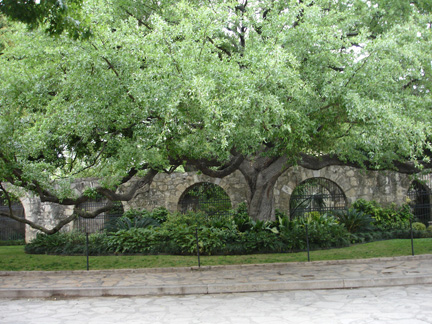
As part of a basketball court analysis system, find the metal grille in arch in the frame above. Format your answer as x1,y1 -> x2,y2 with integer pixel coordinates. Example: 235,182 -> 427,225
0,198 -> 25,240
407,173 -> 431,225
289,177 -> 347,219
178,182 -> 232,216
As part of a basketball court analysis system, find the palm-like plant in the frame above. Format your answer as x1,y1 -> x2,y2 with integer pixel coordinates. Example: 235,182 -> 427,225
333,208 -> 374,233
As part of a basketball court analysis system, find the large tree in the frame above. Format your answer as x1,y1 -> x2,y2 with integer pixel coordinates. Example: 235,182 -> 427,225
0,0 -> 431,232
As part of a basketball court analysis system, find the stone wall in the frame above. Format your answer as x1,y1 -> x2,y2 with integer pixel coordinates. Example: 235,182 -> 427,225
6,166 -> 430,242
274,165 -> 413,213
123,170 -> 250,212
22,178 -> 98,241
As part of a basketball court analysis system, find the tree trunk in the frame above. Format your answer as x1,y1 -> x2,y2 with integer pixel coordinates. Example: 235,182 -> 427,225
239,155 -> 290,221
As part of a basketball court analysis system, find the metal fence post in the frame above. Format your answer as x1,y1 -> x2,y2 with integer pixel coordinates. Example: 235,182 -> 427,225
195,227 -> 201,268
86,232 -> 90,271
305,224 -> 310,262
409,216 -> 415,256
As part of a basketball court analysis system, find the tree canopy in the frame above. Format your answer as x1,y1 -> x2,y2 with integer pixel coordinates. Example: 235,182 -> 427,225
0,0 -> 431,230
0,0 -> 90,38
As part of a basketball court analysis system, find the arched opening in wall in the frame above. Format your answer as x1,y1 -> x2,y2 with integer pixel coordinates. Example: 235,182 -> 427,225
407,179 -> 431,225
289,177 -> 347,219
0,198 -> 25,240
178,182 -> 232,216
74,197 -> 124,233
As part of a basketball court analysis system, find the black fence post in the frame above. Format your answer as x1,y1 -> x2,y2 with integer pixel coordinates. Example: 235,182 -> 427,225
86,232 -> 90,271
195,227 -> 201,268
305,224 -> 311,262
409,216 -> 415,256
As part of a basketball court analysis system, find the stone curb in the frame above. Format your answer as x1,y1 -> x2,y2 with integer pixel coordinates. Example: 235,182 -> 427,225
1,254 -> 431,277
1,275 -> 432,299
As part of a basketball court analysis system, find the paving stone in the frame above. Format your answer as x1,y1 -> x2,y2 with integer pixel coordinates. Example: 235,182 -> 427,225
1,255 -> 432,299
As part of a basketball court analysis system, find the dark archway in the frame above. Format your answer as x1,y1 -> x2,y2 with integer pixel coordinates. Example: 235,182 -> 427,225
289,177 -> 347,219
178,182 -> 232,216
0,198 -> 25,240
408,180 -> 431,225
74,197 -> 124,233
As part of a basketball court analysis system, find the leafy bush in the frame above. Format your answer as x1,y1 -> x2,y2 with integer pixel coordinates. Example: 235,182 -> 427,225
155,212 -> 240,255
27,206 -> 391,256
333,208 -> 374,233
105,228 -> 158,254
412,222 -> 427,231
352,199 -> 411,231
0,239 -> 25,246
150,207 -> 169,223
279,212 -> 350,250
105,216 -> 160,232
241,231 -> 283,253
25,232 -> 110,255
232,203 -> 253,232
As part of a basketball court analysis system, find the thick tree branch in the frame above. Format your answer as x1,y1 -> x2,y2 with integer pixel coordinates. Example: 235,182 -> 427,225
195,154 -> 245,178
298,153 -> 432,174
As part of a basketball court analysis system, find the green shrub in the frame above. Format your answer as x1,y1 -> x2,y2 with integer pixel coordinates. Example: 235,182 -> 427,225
352,199 -> 411,231
280,212 -> 350,250
155,212 -> 240,255
26,207 -> 377,256
232,203 -> 253,232
105,216 -> 160,232
412,222 -> 427,231
241,231 -> 283,253
0,239 -> 25,246
333,208 -> 374,233
150,207 -> 169,223
25,232 -> 110,255
106,228 -> 158,254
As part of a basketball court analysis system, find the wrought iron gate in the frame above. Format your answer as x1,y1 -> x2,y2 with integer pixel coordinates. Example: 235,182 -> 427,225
178,182 -> 232,216
0,199 -> 25,240
74,199 -> 124,233
407,175 -> 431,225
289,177 -> 347,219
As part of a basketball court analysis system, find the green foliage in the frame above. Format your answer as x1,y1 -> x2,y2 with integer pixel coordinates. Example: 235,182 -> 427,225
106,216 -> 160,232
333,208 -> 374,233
352,199 -> 412,231
179,183 -> 231,216
0,0 -> 90,39
150,207 -> 170,224
0,0 -> 431,233
27,207 -> 353,256
0,239 -> 25,246
232,203 -> 252,232
25,202 -> 427,256
412,222 -> 427,231
105,207 -> 168,232
105,228 -> 158,254
25,231 -> 109,255
121,207 -> 169,223
292,212 -> 350,250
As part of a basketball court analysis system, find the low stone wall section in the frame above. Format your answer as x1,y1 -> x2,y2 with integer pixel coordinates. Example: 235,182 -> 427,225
275,166 -> 413,215
6,166 -> 430,242
123,170 -> 250,213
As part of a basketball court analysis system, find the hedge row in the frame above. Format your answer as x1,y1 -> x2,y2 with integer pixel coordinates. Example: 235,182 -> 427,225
25,202 -> 432,256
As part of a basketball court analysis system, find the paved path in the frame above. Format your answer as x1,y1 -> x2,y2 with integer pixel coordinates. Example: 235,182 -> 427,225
1,255 -> 432,298
1,285 -> 432,323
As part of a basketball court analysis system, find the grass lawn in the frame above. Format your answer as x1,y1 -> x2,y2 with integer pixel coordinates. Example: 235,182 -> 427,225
0,238 -> 431,271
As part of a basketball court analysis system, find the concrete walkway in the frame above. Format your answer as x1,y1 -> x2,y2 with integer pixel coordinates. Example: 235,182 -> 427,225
1,255 -> 432,298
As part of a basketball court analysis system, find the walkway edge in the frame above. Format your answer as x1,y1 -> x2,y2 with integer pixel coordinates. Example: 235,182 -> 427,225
1,275 -> 432,299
